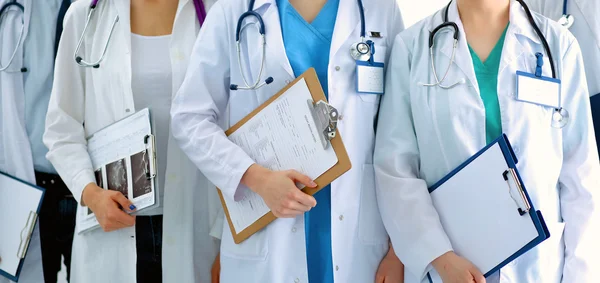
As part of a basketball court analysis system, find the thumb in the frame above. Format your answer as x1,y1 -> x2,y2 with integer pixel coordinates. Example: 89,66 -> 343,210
111,192 -> 136,212
470,266 -> 486,283
286,170 -> 317,188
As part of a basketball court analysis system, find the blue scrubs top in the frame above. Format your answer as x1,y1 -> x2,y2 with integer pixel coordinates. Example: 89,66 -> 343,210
277,0 -> 339,282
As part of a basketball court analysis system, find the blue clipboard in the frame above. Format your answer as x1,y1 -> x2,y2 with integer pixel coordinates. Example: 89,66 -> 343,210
427,134 -> 550,280
0,171 -> 46,282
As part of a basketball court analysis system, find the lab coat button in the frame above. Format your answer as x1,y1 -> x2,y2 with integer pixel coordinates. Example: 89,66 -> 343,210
339,215 -> 343,221
286,80 -> 291,84
125,108 -> 131,113
335,265 -> 339,271
291,227 -> 297,233
335,66 -> 340,71
294,278 -> 299,283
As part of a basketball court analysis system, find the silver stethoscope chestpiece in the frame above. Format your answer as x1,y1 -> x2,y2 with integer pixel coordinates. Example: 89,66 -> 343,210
350,41 -> 371,61
558,14 -> 574,29
551,107 -> 570,128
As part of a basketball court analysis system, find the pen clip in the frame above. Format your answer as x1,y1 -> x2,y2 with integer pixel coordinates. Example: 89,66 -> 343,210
307,100 -> 339,149
17,211 -> 37,259
503,168 -> 531,216
144,134 -> 157,180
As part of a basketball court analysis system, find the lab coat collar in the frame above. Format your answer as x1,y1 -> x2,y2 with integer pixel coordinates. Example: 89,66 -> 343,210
251,0 -> 294,78
574,0 -> 600,51
439,0 -> 478,91
509,0 -> 541,45
113,0 -> 132,54
438,0 -> 538,91
253,0 -> 274,10
330,0 -> 363,59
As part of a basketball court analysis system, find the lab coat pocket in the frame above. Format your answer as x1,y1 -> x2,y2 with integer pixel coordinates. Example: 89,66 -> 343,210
358,164 -> 388,245
220,216 -> 268,261
357,46 -> 387,104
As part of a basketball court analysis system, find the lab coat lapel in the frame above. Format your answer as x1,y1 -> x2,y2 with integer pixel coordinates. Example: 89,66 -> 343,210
574,0 -> 600,51
113,0 -> 132,56
498,2 -> 532,77
330,0 -> 360,59
255,0 -> 294,78
439,0 -> 478,91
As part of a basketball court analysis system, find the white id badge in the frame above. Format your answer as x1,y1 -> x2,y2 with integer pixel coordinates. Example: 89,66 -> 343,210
356,61 -> 385,94
515,71 -> 561,108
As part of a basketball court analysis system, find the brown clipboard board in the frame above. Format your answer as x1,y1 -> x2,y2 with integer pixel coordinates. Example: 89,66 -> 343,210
217,68 -> 352,244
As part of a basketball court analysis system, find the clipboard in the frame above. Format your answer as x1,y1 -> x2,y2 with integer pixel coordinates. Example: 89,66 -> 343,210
426,134 -> 549,279
0,171 -> 46,282
78,108 -> 159,234
218,68 -> 352,244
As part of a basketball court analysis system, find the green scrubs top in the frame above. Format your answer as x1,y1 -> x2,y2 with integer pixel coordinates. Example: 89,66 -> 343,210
468,26 -> 508,144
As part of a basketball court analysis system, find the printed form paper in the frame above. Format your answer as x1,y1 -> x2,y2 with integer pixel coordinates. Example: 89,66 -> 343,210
226,78 -> 338,233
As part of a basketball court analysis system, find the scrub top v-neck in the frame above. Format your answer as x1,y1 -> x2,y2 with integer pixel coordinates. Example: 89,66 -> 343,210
276,0 -> 339,282
469,25 -> 508,144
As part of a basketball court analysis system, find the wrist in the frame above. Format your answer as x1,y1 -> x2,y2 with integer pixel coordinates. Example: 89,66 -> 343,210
82,183 -> 101,207
241,164 -> 269,194
432,251 -> 453,272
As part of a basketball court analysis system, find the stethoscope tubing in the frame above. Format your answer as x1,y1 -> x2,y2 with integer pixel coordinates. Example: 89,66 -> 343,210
0,0 -> 25,72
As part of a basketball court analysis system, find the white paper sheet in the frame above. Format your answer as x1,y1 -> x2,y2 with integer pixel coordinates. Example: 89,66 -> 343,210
78,109 -> 157,233
226,78 -> 338,233
0,173 -> 44,278
430,144 -> 539,274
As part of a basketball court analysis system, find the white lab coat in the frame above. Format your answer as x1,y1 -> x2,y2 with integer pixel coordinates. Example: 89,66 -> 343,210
43,0 -> 220,282
375,1 -> 600,283
528,0 -> 600,97
0,0 -> 43,282
170,0 -> 404,282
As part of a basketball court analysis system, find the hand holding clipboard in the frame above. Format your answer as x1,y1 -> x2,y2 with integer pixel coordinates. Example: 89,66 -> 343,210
240,165 -> 318,218
219,68 -> 352,244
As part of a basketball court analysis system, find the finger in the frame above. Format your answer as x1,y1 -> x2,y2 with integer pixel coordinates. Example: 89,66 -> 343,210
287,170 -> 317,188
470,267 -> 486,283
108,206 -> 136,227
111,192 -> 136,212
276,208 -> 305,218
283,199 -> 312,212
292,190 -> 317,207
375,274 -> 385,283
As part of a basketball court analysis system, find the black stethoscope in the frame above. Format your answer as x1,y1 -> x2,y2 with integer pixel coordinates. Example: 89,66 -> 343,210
423,0 -> 569,129
230,0 -> 369,91
558,0 -> 574,29
0,0 -> 27,73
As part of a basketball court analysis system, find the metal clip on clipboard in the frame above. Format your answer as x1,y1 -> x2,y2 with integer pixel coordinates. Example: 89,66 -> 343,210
503,168 -> 532,216
144,134 -> 157,180
307,100 -> 339,149
17,211 -> 37,259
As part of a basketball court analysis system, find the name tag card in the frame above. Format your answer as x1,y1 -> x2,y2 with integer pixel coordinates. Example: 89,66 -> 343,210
515,71 -> 561,108
356,60 -> 385,95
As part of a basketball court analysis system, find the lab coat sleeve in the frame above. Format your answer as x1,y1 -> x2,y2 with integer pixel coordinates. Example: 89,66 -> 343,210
557,38 -> 600,282
374,35 -> 453,280
171,2 -> 255,202
209,207 -> 225,239
43,4 -> 95,204
385,0 -> 405,59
